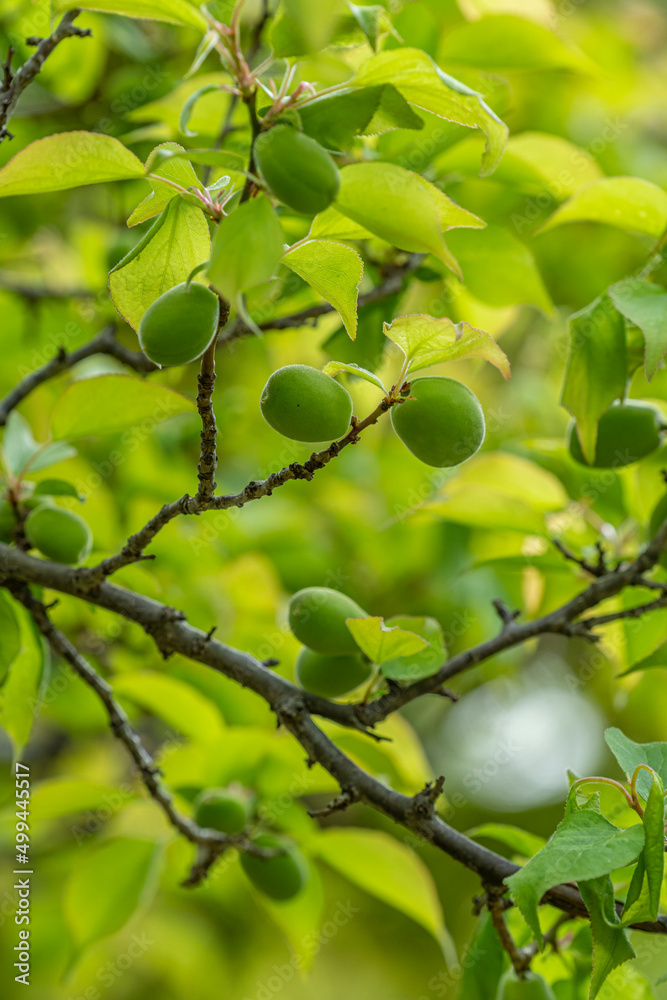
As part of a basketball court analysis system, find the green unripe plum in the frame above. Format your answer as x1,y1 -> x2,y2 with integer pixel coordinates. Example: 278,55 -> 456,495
194,787 -> 251,835
295,647 -> 372,698
649,492 -> 667,568
138,282 -> 220,367
254,125 -> 340,215
391,377 -> 485,468
0,498 -> 16,543
289,587 -> 366,655
568,402 -> 662,469
261,365 -> 353,442
25,507 -> 92,565
240,833 -> 308,901
496,970 -> 557,1000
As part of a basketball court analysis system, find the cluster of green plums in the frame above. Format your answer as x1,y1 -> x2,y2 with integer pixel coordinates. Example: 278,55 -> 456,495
567,400 -> 665,469
0,495 -> 91,565
192,786 -> 308,901
261,365 -> 486,468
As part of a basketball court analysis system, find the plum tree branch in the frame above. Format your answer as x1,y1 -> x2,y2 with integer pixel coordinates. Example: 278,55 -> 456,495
0,9 -> 92,141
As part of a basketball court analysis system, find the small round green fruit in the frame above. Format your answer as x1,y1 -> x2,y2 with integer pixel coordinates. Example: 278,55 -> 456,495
496,969 -> 557,1000
254,125 -> 340,215
295,647 -> 372,698
25,507 -> 92,564
194,788 -> 251,835
567,402 -> 662,469
138,282 -> 220,367
288,587 -> 366,655
240,833 -> 308,901
391,377 -> 485,468
261,365 -> 352,442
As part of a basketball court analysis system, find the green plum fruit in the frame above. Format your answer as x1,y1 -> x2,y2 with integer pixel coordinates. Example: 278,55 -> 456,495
295,647 -> 372,698
649,492 -> 667,568
240,833 -> 308,900
288,586 -> 366,655
568,401 -> 663,468
391,377 -> 485,468
25,507 -> 92,564
496,970 -> 557,1000
254,125 -> 340,215
194,787 -> 252,835
260,365 -> 353,442
138,282 -> 220,367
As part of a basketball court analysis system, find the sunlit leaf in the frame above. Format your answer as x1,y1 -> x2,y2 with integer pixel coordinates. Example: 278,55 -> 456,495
54,0 -> 207,29
208,196 -> 285,303
345,616 -> 428,665
604,728 -> 667,800
384,314 -> 510,379
322,361 -> 386,393
539,177 -> 667,238
608,278 -> 667,380
112,671 -> 226,744
283,241 -> 363,340
0,592 -> 21,685
380,616 -> 446,683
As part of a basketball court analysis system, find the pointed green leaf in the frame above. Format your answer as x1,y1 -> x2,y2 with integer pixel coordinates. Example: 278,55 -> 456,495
620,639 -> 667,676
0,605 -> 49,758
128,141 -> 204,227
577,876 -> 635,1000
110,198 -> 211,331
354,48 -> 508,175
347,3 -> 385,51
466,823 -> 547,859
310,207 -> 373,241
283,240 -> 363,340
54,0 -> 207,29
560,296 -> 627,463
622,770 -> 664,925
28,778 -> 132,822
178,83 -> 222,137
456,911 -> 507,1000
604,728 -> 667,800
539,177 -> 667,238
345,616 -> 428,665
384,314 -> 510,379
208,196 -> 284,303
380,616 -> 446,683
0,592 -> 21,685
32,479 -> 82,500
608,279 -> 667,380
298,85 -> 424,150
441,14 -> 593,72
50,375 -> 195,440
322,361 -> 386,393
0,132 -> 144,198
112,671 -> 225,745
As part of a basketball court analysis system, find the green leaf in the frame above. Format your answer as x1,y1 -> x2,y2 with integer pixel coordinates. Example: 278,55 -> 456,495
456,911 -> 507,1000
0,132 -> 144,198
322,361 -> 387,393
28,778 -> 132,822
310,207 -> 373,241
466,823 -> 547,859
446,224 -> 553,313
608,278 -> 667,380
604,727 -> 667,800
506,810 -> 644,944
621,770 -> 664,925
440,14 -> 593,72
110,198 -> 211,331
128,142 -> 204,227
112,671 -> 225,745
315,827 -> 453,957
577,876 -> 635,1000
251,859 -> 324,971
207,196 -> 285,304
54,0 -> 207,29
144,147 -> 245,171
298,85 -> 424,150
322,712 -> 431,794
345,616 -> 428,665
33,478 -> 82,500
333,162 -> 484,273
50,375 -> 196,440
347,3 -> 385,51
283,240 -> 363,340
64,837 -> 162,958
380,616 -> 446,683
178,83 -> 222,137
0,604 -> 49,758
354,48 -> 508,176
271,0 -> 340,56
2,414 -> 78,478
538,177 -> 667,238
560,296 -> 627,463
620,639 -> 667,676
383,314 -> 511,379
0,592 -> 21,685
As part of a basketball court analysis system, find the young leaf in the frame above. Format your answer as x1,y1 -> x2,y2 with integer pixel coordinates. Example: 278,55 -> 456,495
0,606 -> 49,759
29,778 -> 132,822
440,14 -> 592,72
353,48 -> 508,176
298,85 -> 424,150
0,132 -> 144,198
0,592 -> 22,685
2,412 -> 76,477
456,911 -> 507,1000
380,616 -> 446,682
50,375 -> 196,439
310,207 -> 374,241
621,770 -> 664,925
465,823 -> 546,859
505,809 -> 644,944
112,671 -> 226,745
179,83 -> 223,137
54,0 -> 207,29
207,196 -> 285,303
64,837 -> 162,959
283,240 -> 363,340
347,3 -> 386,51
110,198 -> 211,330
334,162 -> 484,273
33,479 -> 82,500
345,616 -> 428,665
538,177 -> 667,238
560,296 -> 627,463
608,278 -> 667,380
619,639 -> 667,676
128,141 -> 204,227
604,728 -> 667,799
315,827 -> 454,959
384,315 -> 511,379
577,876 -> 635,1000
322,361 -> 386,393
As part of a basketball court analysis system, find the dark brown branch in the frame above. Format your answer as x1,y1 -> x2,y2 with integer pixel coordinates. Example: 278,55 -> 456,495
194,323 -> 223,502
0,9 -> 92,142
0,325 -> 156,427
